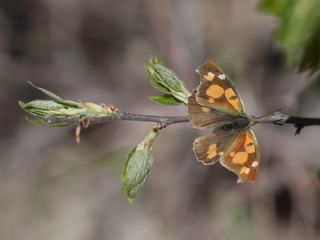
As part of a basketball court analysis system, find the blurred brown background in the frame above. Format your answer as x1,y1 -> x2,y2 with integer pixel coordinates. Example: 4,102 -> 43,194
1,0 -> 320,239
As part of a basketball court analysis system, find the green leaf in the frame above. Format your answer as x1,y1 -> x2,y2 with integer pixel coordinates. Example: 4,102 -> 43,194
20,83 -> 117,123
121,128 -> 158,202
18,100 -> 26,109
28,81 -> 63,102
25,116 -> 47,126
259,0 -> 320,71
145,65 -> 171,94
25,116 -> 74,127
145,57 -> 191,104
149,57 -> 164,65
24,100 -> 63,110
149,94 -> 184,105
28,81 -> 81,108
19,100 -> 64,117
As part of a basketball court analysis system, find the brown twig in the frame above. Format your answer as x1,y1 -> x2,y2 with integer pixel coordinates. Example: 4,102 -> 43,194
45,112 -> 190,128
253,110 -> 320,135
45,110 -> 320,135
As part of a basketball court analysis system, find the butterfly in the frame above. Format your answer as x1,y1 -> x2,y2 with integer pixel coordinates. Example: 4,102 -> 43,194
187,60 -> 260,183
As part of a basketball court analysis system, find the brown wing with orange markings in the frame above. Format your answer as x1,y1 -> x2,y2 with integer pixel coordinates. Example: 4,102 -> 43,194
195,60 -> 245,115
220,129 -> 260,183
188,90 -> 238,129
193,130 -> 239,165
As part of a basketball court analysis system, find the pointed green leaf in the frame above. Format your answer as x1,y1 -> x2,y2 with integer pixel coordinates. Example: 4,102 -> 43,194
28,81 -> 63,102
145,57 -> 191,104
145,65 -> 171,94
28,81 -> 82,108
20,83 -> 117,123
18,100 -> 26,109
121,128 -> 158,202
149,95 -> 183,105
24,100 -> 63,110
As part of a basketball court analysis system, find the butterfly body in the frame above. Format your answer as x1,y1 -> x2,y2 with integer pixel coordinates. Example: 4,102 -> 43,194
188,60 -> 260,183
219,115 -> 250,132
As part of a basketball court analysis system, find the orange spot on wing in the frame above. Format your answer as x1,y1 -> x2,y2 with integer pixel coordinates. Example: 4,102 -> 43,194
232,152 -> 248,164
225,88 -> 236,99
225,88 -> 241,111
208,98 -> 215,103
201,107 -> 210,113
245,143 -> 255,153
206,85 -> 224,99
240,166 -> 250,175
245,132 -> 255,153
207,144 -> 217,159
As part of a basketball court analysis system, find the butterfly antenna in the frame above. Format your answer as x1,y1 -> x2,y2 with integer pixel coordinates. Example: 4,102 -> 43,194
252,109 -> 287,125
254,109 -> 281,120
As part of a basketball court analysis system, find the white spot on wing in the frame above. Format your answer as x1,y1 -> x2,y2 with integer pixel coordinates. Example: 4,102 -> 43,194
208,72 -> 215,78
218,73 -> 226,80
251,161 -> 259,167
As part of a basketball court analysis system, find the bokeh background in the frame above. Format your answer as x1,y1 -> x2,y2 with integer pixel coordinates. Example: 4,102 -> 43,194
1,0 -> 320,239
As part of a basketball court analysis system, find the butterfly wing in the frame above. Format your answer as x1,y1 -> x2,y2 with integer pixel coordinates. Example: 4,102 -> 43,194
188,90 -> 238,129
193,130 -> 240,165
191,60 -> 260,182
195,60 -> 245,115
220,129 -> 260,183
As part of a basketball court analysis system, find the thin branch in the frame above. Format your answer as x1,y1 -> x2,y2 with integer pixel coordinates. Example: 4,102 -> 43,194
285,116 -> 320,135
45,110 -> 320,135
254,110 -> 320,135
45,112 -> 190,129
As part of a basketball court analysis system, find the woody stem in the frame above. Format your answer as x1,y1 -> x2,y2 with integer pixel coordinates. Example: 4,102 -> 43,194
254,111 -> 320,135
45,110 -> 320,135
45,112 -> 190,128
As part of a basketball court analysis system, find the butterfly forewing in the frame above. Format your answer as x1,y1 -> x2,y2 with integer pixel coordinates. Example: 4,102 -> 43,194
188,90 -> 238,129
195,60 -> 245,114
220,129 -> 260,183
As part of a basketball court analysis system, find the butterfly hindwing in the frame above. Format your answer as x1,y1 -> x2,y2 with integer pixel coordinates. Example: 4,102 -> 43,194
188,90 -> 238,129
220,129 -> 260,183
195,60 -> 245,114
193,130 -> 239,165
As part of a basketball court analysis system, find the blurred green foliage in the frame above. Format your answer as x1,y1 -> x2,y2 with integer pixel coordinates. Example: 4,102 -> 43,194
259,0 -> 320,71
